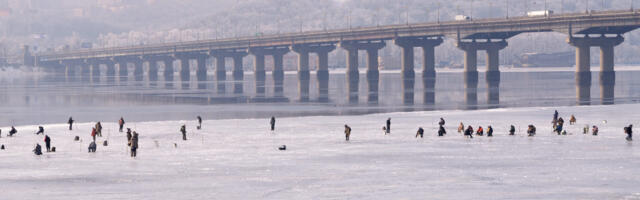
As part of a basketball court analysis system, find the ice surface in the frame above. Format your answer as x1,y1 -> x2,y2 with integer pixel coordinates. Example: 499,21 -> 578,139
1,104 -> 640,200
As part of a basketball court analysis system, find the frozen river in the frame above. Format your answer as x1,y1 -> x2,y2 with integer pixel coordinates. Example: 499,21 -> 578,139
1,103 -> 639,199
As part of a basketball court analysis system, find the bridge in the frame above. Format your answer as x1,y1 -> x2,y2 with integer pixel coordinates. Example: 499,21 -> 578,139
32,9 -> 640,106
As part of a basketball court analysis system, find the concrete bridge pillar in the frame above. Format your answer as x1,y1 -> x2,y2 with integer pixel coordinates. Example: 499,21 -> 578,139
251,52 -> 266,97
118,61 -> 128,82
395,37 -> 443,106
340,41 -> 385,104
315,45 -> 336,102
148,60 -> 160,86
80,63 -> 91,82
232,54 -> 246,94
106,61 -> 116,83
215,55 -> 227,94
163,59 -> 175,88
272,52 -> 286,98
90,62 -> 100,81
457,40 -> 507,109
133,60 -> 144,82
568,35 -> 623,105
196,56 -> 208,90
292,46 -> 311,102
180,58 -> 190,89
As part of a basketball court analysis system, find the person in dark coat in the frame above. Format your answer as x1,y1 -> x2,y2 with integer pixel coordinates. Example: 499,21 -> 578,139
68,117 -> 74,130
35,126 -> 44,135
33,143 -> 42,155
44,135 -> 51,152
553,110 -> 559,122
118,117 -> 125,132
9,126 -> 17,137
592,126 -> 599,136
88,141 -> 97,153
464,126 -> 474,138
197,116 -> 203,130
416,127 -> 424,138
130,132 -> 139,157
385,118 -> 391,134
625,125 -> 633,141
126,128 -> 133,146
438,118 -> 445,126
556,117 -> 564,135
344,124 -> 352,141
487,126 -> 494,137
96,122 -> 103,137
438,125 -> 446,137
527,125 -> 537,136
270,116 -> 276,131
180,125 -> 187,141
509,125 -> 516,135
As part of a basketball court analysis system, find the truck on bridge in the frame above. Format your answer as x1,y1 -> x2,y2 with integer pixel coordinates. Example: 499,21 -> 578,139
527,10 -> 554,17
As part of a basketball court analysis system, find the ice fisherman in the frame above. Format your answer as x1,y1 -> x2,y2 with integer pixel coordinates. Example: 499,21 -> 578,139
35,126 -> 44,135
527,125 -> 537,136
68,117 -> 74,131
385,118 -> 391,134
438,118 -> 445,127
270,116 -> 276,131
91,127 -> 97,142
344,124 -> 352,141
33,143 -> 42,155
487,126 -> 494,137
44,135 -> 51,152
556,117 -> 565,135
438,125 -> 446,137
9,126 -> 17,137
180,125 -> 187,141
118,117 -> 125,132
416,127 -> 424,138
592,126 -> 599,136
569,115 -> 576,125
197,116 -> 203,130
464,126 -> 474,138
130,131 -> 139,157
509,125 -> 516,135
625,125 -> 633,141
476,126 -> 484,136
126,128 -> 132,146
458,122 -> 464,133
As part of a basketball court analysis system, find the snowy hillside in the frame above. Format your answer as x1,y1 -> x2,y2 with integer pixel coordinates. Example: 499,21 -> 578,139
1,104 -> 639,199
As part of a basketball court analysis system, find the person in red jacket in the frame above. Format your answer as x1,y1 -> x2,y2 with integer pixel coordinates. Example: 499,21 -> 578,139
476,126 -> 484,136
91,128 -> 97,142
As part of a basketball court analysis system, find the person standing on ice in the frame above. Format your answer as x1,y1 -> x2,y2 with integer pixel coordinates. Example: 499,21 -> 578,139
416,127 -> 424,138
44,135 -> 51,152
624,125 -> 633,141
487,126 -> 494,137
197,116 -> 203,130
95,122 -> 103,137
126,128 -> 132,146
68,117 -> 74,131
385,118 -> 391,135
509,125 -> 516,135
438,125 -> 446,137
130,131 -> 139,157
464,126 -> 474,138
591,126 -> 599,136
118,117 -> 125,132
9,126 -> 17,137
438,118 -> 445,127
553,110 -> 559,122
270,116 -> 276,131
180,125 -> 187,141
90,127 -> 97,142
344,124 -> 352,141
458,122 -> 464,133
35,126 -> 44,135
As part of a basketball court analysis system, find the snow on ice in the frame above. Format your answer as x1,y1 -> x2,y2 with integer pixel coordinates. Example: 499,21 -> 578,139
1,104 -> 640,199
